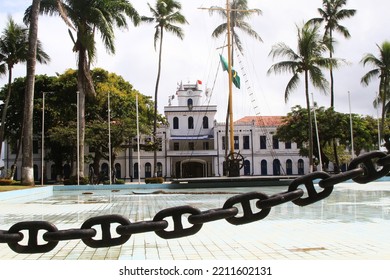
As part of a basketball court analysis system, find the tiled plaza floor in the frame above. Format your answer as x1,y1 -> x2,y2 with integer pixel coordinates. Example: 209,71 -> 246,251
0,182 -> 389,260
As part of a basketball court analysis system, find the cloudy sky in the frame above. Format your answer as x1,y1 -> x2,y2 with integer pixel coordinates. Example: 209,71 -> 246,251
0,0 -> 389,121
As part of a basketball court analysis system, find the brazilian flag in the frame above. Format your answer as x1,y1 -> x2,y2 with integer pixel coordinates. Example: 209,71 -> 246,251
220,54 -> 241,89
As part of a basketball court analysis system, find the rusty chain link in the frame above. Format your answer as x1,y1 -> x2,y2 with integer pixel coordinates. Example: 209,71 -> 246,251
1,151 -> 390,254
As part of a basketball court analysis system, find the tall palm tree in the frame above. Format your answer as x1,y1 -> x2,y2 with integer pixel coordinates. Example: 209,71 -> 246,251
268,22 -> 336,172
361,41 -> 390,143
20,0 -> 41,185
142,0 -> 188,177
308,0 -> 355,173
0,17 -> 50,161
309,0 -> 356,108
24,0 -> 140,178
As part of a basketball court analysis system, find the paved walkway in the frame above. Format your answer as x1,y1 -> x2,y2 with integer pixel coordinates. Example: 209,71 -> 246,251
0,182 -> 390,260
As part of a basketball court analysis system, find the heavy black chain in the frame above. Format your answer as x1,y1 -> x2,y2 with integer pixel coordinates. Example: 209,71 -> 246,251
1,151 -> 390,254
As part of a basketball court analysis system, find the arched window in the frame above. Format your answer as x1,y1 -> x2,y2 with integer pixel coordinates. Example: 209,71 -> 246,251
173,117 -> 179,129
298,159 -> 304,175
261,160 -> 267,175
115,163 -> 121,179
203,116 -> 209,129
34,164 -> 39,181
188,117 -> 194,129
187,98 -> 193,110
134,163 -> 139,179
145,162 -> 152,178
101,163 -> 109,177
244,160 -> 250,175
157,162 -> 163,177
286,159 -> 293,175
273,159 -> 281,175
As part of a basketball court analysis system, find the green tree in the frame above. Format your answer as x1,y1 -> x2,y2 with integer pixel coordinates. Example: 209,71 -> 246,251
0,68 -> 158,182
268,22 -> 336,172
85,68 -> 155,182
142,0 -> 187,177
24,0 -> 140,178
361,41 -> 390,143
276,105 -> 379,170
0,16 -> 50,161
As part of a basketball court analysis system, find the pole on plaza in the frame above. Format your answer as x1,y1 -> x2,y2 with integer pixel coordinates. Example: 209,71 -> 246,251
77,91 -> 80,185
108,92 -> 112,185
41,91 -> 54,186
41,92 -> 45,186
376,92 -> 381,150
136,92 -> 141,184
348,91 -> 355,159
311,93 -> 322,171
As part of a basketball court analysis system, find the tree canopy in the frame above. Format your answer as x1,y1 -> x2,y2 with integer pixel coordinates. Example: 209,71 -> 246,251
0,68 -> 161,180
276,105 -> 383,170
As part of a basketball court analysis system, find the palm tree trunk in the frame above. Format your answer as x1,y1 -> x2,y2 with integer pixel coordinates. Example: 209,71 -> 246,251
305,70 -> 314,172
76,39 -> 96,179
153,26 -> 164,177
380,76 -> 387,142
329,29 -> 335,108
0,68 -> 13,158
21,0 -> 40,185
329,36 -> 340,173
77,52 -> 87,179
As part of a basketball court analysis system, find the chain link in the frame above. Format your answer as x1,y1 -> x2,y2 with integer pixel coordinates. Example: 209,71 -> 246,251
1,151 -> 389,254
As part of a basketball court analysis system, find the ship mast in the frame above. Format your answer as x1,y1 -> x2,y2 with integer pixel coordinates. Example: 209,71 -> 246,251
201,1 -> 258,176
226,0 -> 235,158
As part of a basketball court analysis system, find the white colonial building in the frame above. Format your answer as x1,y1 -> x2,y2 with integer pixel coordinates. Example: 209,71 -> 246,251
3,81 -> 309,182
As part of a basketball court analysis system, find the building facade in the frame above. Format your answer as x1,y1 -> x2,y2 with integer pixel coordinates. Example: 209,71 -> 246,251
3,82 -> 309,182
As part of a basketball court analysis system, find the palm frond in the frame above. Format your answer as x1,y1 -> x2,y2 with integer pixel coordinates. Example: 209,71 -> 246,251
285,73 -> 301,102
269,42 -> 300,61
361,69 -> 380,86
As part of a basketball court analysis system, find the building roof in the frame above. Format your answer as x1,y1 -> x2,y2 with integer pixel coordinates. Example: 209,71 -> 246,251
235,116 -> 284,127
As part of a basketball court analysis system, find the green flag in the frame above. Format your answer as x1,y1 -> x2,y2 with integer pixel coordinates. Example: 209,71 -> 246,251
219,55 -> 240,89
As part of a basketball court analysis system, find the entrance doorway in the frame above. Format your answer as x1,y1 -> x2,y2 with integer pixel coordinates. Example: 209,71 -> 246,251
178,159 -> 207,178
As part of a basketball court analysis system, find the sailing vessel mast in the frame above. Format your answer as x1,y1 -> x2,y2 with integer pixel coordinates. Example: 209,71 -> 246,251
201,1 -> 258,176
226,0 -> 235,160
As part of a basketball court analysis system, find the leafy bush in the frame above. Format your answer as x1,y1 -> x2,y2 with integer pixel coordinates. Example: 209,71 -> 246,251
145,177 -> 164,184
0,179 -> 16,185
63,176 -> 89,185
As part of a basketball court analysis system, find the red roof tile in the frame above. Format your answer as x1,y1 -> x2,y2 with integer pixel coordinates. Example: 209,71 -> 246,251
235,116 -> 284,126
